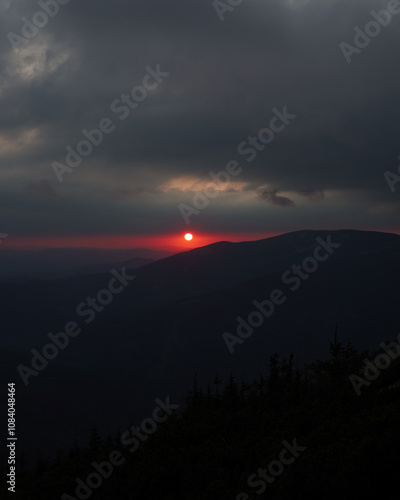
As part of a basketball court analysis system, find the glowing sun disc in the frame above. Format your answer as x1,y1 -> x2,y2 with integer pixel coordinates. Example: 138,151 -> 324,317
184,233 -> 193,241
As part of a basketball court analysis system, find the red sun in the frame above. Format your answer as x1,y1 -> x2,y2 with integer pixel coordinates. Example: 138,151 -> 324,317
184,233 -> 193,241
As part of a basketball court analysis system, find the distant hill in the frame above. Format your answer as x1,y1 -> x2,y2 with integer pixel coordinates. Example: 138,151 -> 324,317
0,247 -> 172,282
132,229 -> 400,305
73,256 -> 155,276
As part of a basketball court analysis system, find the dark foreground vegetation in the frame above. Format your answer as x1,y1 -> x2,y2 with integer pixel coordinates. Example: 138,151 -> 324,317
3,335 -> 400,499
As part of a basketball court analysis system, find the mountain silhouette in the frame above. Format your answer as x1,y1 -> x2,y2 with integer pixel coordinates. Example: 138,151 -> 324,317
1,229 -> 399,461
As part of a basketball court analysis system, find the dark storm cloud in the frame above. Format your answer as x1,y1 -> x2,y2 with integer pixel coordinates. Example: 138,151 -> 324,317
0,0 -> 399,238
258,189 -> 296,207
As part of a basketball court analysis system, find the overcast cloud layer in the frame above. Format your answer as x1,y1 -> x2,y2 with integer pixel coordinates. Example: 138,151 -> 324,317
0,0 -> 399,242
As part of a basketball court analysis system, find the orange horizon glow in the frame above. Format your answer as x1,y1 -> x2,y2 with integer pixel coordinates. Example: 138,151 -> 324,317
2,229 -> 398,252
0,232 -> 278,251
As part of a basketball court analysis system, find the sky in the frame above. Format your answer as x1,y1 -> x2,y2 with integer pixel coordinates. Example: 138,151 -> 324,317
0,0 -> 399,251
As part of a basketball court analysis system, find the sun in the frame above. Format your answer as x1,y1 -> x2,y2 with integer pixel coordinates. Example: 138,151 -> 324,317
184,233 -> 193,241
